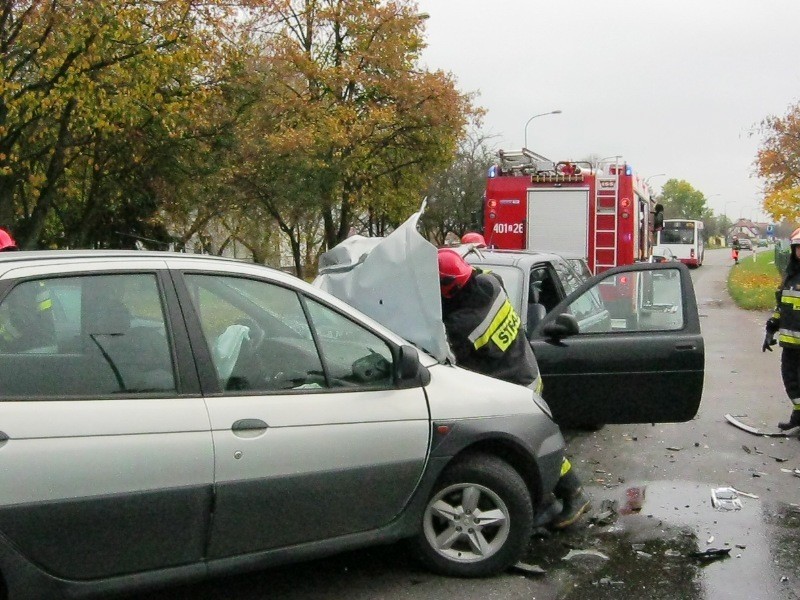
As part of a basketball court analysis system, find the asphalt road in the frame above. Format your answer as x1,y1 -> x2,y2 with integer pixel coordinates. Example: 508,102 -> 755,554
137,247 -> 799,600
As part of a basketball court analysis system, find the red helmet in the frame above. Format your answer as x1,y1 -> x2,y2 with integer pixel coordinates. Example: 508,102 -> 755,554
438,248 -> 473,298
0,228 -> 18,252
461,232 -> 486,246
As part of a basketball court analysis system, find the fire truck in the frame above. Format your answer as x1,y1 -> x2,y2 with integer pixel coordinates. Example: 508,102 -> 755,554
483,149 -> 658,274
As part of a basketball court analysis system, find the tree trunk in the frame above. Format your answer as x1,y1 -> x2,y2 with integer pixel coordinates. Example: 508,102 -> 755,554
19,99 -> 76,249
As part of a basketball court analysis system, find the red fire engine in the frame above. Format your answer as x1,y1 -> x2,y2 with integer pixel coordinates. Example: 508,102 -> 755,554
483,149 -> 658,274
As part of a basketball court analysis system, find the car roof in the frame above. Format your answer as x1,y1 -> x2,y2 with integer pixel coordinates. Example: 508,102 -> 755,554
0,250 -> 266,276
464,248 -> 568,268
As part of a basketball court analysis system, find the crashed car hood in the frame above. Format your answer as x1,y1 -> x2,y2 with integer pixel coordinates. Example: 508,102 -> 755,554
313,210 -> 452,363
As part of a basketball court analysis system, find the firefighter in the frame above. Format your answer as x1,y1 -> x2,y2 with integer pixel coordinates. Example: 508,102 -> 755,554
461,232 -> 486,247
437,248 -> 591,528
762,228 -> 800,431
0,228 -> 18,252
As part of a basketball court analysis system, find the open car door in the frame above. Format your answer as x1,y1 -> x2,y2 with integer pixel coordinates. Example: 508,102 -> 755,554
529,262 -> 704,427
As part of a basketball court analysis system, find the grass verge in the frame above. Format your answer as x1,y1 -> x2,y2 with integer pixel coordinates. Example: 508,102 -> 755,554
727,250 -> 781,310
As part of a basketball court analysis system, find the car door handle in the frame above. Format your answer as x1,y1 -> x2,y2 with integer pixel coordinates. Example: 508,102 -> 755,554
231,419 -> 269,438
675,343 -> 696,351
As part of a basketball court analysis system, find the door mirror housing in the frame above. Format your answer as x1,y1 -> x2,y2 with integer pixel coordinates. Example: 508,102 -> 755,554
542,313 -> 579,339
396,344 -> 430,388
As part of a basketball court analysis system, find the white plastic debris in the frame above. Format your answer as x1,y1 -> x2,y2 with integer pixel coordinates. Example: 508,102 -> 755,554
563,549 -> 610,561
711,487 -> 742,511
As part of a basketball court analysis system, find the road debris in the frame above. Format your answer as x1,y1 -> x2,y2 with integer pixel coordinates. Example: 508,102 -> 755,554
589,499 -> 618,526
780,468 -> 800,477
511,561 -> 546,576
711,487 -> 742,511
688,548 -> 731,562
666,446 -> 683,451
595,577 -> 624,586
562,549 -> 610,561
734,489 -> 759,499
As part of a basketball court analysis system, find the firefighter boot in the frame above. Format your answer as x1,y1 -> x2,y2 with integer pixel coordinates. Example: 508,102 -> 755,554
552,468 -> 591,529
552,487 -> 591,529
778,410 -> 800,431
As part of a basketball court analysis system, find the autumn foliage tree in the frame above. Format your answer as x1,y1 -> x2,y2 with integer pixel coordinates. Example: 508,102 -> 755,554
0,0 -> 240,248
235,0 -> 475,273
756,102 -> 800,223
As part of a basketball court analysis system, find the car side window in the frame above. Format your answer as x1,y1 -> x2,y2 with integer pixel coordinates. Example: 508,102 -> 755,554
529,266 -> 562,313
0,274 -> 176,398
185,274 -> 326,392
305,298 -> 394,389
566,268 -> 685,333
552,259 -> 582,295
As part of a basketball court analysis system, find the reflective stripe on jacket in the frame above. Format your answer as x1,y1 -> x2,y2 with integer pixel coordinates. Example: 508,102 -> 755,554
442,271 -> 539,386
772,273 -> 800,348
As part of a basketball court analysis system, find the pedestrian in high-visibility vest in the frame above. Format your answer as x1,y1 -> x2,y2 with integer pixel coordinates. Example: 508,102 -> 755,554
731,236 -> 740,265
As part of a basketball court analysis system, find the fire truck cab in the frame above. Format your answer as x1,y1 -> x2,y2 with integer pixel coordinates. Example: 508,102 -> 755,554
483,149 -> 658,274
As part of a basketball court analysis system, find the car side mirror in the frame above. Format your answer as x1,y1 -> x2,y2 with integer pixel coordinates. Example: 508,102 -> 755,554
542,313 -> 579,339
397,344 -> 431,388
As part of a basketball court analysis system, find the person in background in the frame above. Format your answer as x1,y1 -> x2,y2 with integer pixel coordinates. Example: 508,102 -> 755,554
762,228 -> 800,431
731,235 -> 740,265
653,203 -> 664,234
460,232 -> 486,247
0,228 -> 18,252
437,248 -> 591,528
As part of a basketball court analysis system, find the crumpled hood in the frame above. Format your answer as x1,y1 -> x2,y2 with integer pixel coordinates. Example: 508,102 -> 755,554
313,209 -> 452,363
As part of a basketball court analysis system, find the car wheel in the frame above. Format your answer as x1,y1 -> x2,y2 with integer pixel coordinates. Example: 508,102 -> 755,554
413,454 -> 533,577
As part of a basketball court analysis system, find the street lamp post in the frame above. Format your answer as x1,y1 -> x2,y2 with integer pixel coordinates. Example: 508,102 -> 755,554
645,174 -> 666,185
523,110 -> 562,149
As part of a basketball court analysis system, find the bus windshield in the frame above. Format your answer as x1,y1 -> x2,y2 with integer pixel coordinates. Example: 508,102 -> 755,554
661,221 -> 698,244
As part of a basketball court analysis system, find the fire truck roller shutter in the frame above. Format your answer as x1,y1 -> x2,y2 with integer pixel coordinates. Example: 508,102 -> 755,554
525,189 -> 590,257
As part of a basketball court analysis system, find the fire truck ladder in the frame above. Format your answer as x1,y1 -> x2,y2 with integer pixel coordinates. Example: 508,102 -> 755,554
594,163 -> 620,271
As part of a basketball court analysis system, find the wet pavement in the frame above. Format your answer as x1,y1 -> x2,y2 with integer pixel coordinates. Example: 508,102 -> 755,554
522,480 -> 800,600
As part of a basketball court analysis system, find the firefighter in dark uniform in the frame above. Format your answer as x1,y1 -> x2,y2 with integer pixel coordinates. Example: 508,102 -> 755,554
763,227 -> 800,431
438,248 -> 590,528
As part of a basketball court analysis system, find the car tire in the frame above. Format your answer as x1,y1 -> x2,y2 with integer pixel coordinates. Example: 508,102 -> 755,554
413,454 -> 533,578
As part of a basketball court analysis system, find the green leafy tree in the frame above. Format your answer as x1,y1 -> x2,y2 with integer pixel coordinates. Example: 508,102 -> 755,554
420,125 -> 493,246
658,179 -> 713,222
0,0 -> 238,248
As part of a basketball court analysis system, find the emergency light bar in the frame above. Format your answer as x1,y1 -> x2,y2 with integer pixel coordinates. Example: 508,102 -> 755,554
530,174 -> 585,183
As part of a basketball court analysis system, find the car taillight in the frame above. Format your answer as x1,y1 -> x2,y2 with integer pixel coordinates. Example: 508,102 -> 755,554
690,249 -> 695,258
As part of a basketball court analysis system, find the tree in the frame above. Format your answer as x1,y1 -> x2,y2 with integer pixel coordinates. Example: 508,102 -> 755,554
419,124 -> 493,246
658,179 -> 713,222
755,102 -> 800,222
0,0 -> 239,248
241,0 -> 476,260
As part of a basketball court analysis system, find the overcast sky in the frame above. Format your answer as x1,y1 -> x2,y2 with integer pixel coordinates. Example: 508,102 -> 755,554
416,0 -> 800,223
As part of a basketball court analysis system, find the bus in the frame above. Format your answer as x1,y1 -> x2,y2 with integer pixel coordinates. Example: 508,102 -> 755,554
657,219 -> 705,267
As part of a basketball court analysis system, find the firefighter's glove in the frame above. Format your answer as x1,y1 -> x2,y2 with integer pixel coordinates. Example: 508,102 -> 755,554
762,331 -> 777,352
